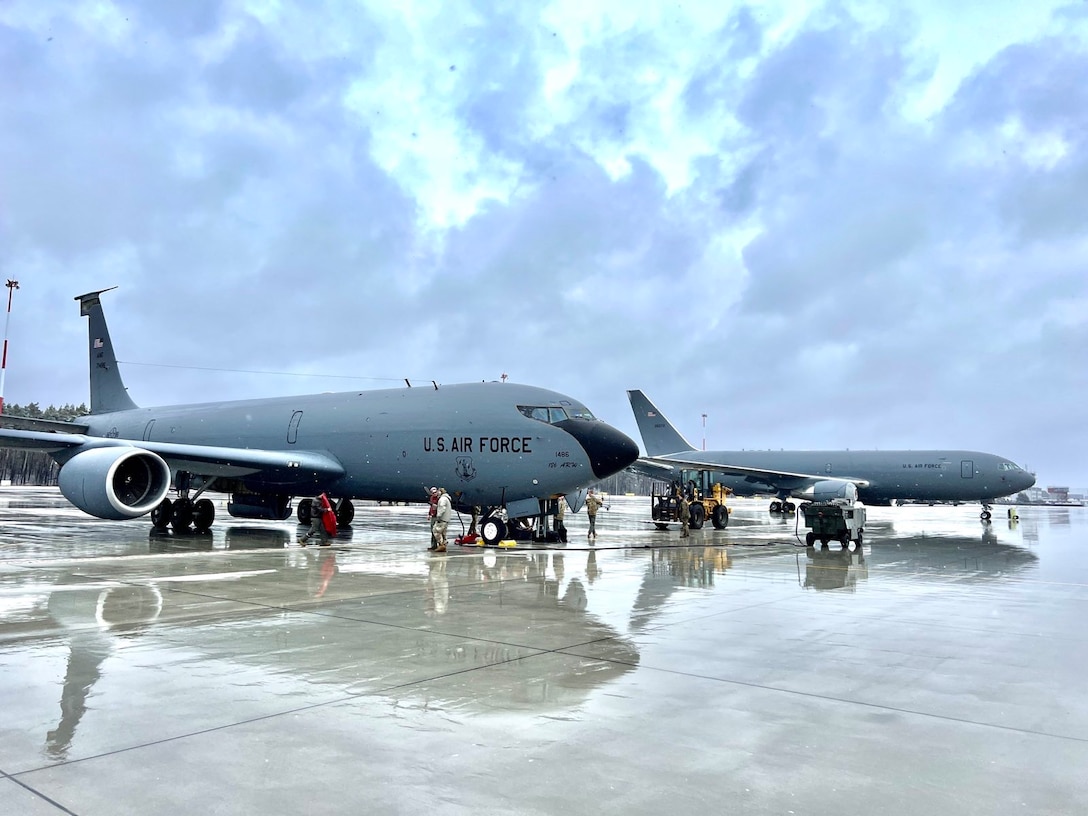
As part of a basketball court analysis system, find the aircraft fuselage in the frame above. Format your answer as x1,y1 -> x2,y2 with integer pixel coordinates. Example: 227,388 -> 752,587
657,449 -> 1032,503
78,382 -> 633,509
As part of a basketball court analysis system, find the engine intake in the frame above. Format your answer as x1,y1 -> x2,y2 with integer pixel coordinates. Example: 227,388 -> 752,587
58,447 -> 172,520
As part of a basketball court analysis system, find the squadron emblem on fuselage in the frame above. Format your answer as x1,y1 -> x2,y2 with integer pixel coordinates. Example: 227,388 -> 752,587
456,457 -> 477,482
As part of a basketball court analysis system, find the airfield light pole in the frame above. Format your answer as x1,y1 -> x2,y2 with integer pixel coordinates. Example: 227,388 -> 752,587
0,279 -> 18,415
702,413 -> 707,451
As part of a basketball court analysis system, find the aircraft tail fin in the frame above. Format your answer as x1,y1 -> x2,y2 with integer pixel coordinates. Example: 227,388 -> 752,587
626,390 -> 696,456
75,288 -> 138,414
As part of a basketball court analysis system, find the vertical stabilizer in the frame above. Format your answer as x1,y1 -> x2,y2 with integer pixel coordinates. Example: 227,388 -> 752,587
75,288 -> 138,414
626,389 -> 696,456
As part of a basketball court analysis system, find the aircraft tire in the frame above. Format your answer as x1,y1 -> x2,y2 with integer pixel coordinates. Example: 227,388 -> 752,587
151,498 -> 173,529
980,510 -> 992,521
481,516 -> 507,546
297,499 -> 313,526
193,498 -> 215,530
171,498 -> 193,532
336,499 -> 355,528
769,501 -> 781,513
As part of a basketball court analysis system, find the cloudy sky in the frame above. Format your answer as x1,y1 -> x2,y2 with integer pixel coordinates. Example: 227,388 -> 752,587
2,0 -> 1085,488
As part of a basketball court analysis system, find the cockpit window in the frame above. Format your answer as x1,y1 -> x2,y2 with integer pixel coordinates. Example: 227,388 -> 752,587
1000,462 -> 1023,471
518,405 -> 574,424
566,407 -> 595,420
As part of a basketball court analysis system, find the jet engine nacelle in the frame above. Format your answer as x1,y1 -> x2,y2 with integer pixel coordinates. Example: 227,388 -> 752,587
799,480 -> 858,504
58,446 -> 172,520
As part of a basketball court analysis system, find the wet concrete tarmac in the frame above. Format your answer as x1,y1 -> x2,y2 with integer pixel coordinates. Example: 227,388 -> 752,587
1,487 -> 1086,815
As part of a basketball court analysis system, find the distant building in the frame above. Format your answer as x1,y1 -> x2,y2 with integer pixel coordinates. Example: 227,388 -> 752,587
1047,486 -> 1071,503
1022,486 -> 1086,504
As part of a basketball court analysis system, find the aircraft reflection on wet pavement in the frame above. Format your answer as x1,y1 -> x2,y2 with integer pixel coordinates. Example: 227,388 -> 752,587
0,491 -> 1054,767
800,517 -> 1040,591
14,546 -> 639,760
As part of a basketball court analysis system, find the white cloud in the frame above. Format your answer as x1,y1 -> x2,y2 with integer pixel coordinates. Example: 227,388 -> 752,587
0,0 -> 1085,486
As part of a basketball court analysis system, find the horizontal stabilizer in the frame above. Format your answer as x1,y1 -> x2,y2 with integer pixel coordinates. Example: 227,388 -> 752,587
0,416 -> 90,434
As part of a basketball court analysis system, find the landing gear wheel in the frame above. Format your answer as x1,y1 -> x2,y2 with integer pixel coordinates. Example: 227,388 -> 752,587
297,499 -> 313,526
193,498 -> 215,530
980,510 -> 992,521
151,498 -> 173,529
769,500 -> 782,514
171,498 -> 193,532
784,501 -> 796,513
689,503 -> 705,530
712,504 -> 730,529
481,516 -> 507,546
336,499 -> 355,528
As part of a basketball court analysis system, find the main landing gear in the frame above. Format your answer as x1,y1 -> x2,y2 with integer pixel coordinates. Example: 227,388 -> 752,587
769,499 -> 798,514
151,496 -> 216,533
980,502 -> 993,522
151,472 -> 216,533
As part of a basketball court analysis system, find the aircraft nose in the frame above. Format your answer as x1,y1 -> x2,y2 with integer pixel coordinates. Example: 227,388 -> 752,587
558,420 -> 640,479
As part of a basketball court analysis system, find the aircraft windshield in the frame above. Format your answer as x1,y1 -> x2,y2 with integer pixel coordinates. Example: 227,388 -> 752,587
1000,462 -> 1024,471
518,405 -> 572,424
566,407 -> 596,420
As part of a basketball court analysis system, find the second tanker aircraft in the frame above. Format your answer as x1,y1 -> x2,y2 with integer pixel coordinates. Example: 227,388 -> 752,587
628,389 -> 1035,520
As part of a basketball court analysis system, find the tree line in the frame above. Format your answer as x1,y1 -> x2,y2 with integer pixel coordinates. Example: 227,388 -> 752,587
0,402 -> 88,485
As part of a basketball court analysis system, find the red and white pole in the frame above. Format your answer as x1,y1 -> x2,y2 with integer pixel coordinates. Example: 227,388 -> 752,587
0,279 -> 19,415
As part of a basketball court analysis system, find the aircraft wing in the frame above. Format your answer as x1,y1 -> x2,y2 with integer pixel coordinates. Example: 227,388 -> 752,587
0,428 -> 346,481
636,455 -> 870,490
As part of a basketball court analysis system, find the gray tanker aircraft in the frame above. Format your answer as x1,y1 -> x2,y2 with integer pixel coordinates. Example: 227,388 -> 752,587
628,389 -> 1035,520
0,289 -> 639,543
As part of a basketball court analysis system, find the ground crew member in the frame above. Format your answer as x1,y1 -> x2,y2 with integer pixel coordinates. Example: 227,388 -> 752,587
427,486 -> 439,542
585,489 -> 604,538
679,494 -> 691,538
431,487 -> 452,552
299,494 -> 332,546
